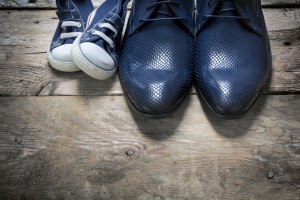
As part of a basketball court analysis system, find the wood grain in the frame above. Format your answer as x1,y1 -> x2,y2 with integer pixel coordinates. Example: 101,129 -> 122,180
0,0 -> 299,9
0,1 -> 298,199
0,95 -> 299,199
0,9 -> 299,96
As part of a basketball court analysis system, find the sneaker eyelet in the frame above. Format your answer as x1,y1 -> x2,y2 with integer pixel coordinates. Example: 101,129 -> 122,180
91,29 -> 96,34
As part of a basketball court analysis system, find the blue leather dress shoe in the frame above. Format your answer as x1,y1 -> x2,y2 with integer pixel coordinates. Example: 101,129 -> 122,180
195,0 -> 272,117
119,0 -> 195,118
48,0 -> 94,72
72,0 -> 129,80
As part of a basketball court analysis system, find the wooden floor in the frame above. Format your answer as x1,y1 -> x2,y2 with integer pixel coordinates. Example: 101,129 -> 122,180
0,0 -> 299,199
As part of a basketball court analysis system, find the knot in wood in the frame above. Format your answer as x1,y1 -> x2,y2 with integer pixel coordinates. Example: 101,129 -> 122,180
126,150 -> 134,156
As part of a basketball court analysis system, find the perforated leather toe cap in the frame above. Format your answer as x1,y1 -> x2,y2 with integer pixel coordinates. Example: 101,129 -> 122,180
122,72 -> 190,115
197,75 -> 264,117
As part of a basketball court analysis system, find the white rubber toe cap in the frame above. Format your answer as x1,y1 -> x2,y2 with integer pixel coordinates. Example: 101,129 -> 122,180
51,44 -> 73,62
80,42 -> 115,71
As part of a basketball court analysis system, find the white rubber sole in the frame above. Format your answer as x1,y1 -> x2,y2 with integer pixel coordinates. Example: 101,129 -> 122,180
47,47 -> 81,72
71,34 -> 116,80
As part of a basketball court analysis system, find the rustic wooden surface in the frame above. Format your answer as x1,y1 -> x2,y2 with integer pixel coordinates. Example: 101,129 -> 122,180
0,0 -> 299,9
0,8 -> 299,96
0,95 -> 299,199
0,0 -> 299,199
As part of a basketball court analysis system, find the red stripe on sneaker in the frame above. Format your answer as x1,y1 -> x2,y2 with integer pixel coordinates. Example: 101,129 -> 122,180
87,13 -> 92,28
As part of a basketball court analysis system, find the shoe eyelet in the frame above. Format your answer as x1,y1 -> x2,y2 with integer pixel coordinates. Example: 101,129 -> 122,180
91,29 -> 96,34
77,23 -> 82,28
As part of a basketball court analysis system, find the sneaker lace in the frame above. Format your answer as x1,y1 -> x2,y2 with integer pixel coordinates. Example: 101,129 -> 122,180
140,0 -> 188,23
91,23 -> 118,48
60,21 -> 82,39
203,0 -> 249,21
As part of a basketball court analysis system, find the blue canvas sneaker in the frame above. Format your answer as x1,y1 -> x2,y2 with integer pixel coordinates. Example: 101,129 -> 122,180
195,0 -> 272,118
72,0 -> 130,80
48,0 -> 94,72
119,0 -> 195,118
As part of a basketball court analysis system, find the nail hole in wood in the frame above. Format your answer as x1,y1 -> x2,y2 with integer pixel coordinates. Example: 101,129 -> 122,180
267,172 -> 274,179
126,150 -> 134,156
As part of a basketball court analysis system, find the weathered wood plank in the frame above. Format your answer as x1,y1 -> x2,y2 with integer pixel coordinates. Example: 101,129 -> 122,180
0,9 -> 299,96
262,0 -> 300,6
0,95 -> 299,199
0,0 -> 299,9
0,0 -> 107,8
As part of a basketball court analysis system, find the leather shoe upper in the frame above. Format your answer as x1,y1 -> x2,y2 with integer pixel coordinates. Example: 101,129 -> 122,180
119,0 -> 195,116
195,0 -> 272,117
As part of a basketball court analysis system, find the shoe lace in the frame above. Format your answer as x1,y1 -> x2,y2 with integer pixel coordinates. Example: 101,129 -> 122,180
60,21 -> 82,39
91,23 -> 118,48
203,0 -> 249,21
140,0 -> 188,23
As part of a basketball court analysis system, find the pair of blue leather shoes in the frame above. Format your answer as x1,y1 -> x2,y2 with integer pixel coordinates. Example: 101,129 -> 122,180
119,0 -> 272,118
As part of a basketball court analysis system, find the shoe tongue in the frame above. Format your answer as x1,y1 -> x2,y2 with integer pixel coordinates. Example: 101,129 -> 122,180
62,26 -> 77,45
64,38 -> 74,45
56,0 -> 68,10
153,3 -> 173,19
215,0 -> 237,16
